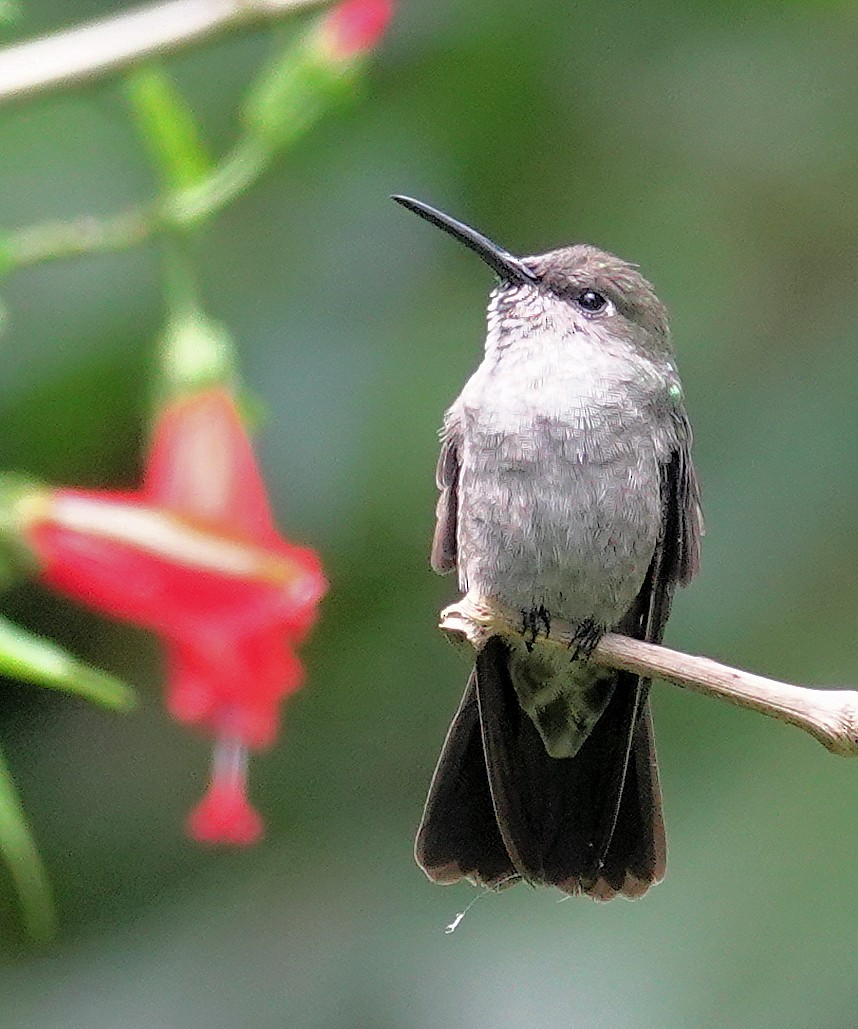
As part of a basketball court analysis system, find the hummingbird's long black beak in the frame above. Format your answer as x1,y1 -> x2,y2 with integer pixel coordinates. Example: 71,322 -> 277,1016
391,195 -> 538,285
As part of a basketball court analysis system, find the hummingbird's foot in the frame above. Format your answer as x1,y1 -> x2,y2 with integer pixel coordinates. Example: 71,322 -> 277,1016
568,619 -> 603,661
520,606 -> 551,652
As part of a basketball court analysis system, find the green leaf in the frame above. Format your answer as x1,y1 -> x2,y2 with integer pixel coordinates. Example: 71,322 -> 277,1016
0,744 -> 55,943
126,65 -> 213,192
0,617 -> 135,711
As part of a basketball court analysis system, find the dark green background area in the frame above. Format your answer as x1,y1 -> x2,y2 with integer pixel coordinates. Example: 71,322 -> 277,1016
2,1 -> 858,1025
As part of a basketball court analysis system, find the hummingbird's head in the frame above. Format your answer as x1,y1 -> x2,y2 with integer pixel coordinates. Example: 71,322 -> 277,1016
391,195 -> 670,354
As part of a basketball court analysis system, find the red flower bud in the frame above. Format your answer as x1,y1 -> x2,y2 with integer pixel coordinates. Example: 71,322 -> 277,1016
319,0 -> 394,60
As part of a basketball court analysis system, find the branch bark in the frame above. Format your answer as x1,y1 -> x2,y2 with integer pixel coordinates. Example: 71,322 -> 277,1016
0,0 -> 328,107
440,592 -> 858,758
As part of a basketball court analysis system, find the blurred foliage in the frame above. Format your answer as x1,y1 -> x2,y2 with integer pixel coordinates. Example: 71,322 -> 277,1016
0,1 -> 21,28
126,66 -> 214,192
0,0 -> 379,939
1,0 -> 858,1026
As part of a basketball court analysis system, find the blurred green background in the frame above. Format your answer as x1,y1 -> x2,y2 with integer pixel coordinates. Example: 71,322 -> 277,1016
3,1 -> 858,1026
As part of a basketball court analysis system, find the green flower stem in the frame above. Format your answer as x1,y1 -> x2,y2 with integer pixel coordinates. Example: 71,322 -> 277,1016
0,207 -> 156,273
0,50 -> 366,273
166,137 -> 271,228
0,744 -> 55,943
0,137 -> 265,273
157,245 -> 239,401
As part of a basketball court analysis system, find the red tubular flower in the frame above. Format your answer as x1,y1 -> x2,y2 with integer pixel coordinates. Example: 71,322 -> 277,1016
319,0 -> 395,60
19,388 -> 326,844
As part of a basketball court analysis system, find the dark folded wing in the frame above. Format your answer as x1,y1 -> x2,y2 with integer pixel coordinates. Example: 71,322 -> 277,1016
662,410 -> 703,589
625,409 -> 703,643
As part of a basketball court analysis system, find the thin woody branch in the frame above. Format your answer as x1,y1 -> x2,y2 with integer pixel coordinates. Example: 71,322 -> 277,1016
440,592 -> 858,758
0,0 -> 328,106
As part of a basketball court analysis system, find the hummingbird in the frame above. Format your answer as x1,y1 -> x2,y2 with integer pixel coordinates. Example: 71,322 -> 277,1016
393,195 -> 702,900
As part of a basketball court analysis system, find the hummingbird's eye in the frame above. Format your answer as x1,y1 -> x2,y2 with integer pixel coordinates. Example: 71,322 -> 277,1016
575,289 -> 609,314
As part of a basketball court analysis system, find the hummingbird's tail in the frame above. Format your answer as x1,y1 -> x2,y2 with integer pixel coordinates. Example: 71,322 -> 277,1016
415,636 -> 665,900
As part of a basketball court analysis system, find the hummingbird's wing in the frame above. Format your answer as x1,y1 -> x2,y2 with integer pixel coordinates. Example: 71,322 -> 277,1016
619,410 -> 702,646
656,409 -> 703,590
430,418 -> 461,574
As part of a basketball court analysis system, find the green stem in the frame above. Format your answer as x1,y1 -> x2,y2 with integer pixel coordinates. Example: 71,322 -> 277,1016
2,207 -> 156,272
0,135 -> 272,275
167,138 -> 272,228
0,744 -> 55,943
0,1 -> 379,276
160,237 -> 204,318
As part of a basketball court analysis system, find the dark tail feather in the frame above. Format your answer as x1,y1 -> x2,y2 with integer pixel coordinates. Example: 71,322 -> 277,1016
417,636 -> 665,900
476,636 -> 664,899
590,702 -> 666,899
415,672 -> 518,889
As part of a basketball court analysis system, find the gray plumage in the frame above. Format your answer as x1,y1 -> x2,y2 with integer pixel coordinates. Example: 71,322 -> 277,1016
394,196 -> 702,901
435,246 -> 699,760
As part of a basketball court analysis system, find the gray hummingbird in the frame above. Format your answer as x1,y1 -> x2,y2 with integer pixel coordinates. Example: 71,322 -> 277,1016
393,195 -> 703,900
